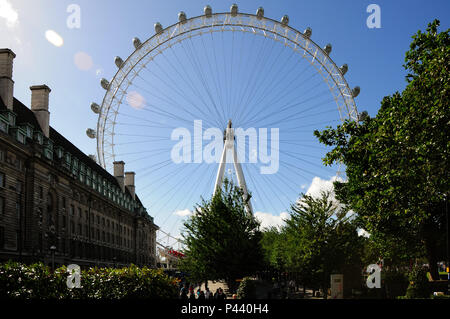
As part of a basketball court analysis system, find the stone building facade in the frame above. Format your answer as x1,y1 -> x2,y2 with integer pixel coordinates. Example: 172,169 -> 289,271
0,48 -> 158,268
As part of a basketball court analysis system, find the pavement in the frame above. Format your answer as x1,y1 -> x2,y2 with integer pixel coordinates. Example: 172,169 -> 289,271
193,280 -> 323,299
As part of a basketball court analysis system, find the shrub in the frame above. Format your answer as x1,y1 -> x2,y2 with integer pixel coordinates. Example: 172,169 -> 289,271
0,261 -> 178,299
236,277 -> 257,299
383,269 -> 409,298
404,265 -> 430,299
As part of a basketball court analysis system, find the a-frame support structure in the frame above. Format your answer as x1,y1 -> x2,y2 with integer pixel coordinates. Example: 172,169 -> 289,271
213,120 -> 253,215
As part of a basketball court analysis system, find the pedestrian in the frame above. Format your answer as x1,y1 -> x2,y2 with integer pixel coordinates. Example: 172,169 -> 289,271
189,292 -> 196,300
205,287 -> 212,299
288,279 -> 295,293
180,285 -> 187,299
273,280 -> 279,296
214,288 -> 220,299
217,287 -> 226,300
180,288 -> 188,300
196,288 -> 201,298
188,284 -> 194,296
198,291 -> 206,300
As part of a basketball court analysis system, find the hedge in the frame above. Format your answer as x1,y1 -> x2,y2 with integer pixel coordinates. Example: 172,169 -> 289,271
0,261 -> 178,299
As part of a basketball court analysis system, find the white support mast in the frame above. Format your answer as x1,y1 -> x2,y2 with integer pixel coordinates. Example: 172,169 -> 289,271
213,120 -> 253,215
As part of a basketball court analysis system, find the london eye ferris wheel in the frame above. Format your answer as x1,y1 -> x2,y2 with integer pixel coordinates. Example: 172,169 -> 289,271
86,4 -> 360,254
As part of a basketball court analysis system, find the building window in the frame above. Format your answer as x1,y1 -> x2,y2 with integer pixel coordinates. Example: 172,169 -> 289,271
78,224 -> 82,235
78,208 -> 82,219
34,132 -> 44,145
0,121 -> 7,132
70,221 -> 75,234
0,197 -> 4,215
15,158 -> 23,171
38,233 -> 43,252
16,202 -> 21,220
0,172 -> 5,188
70,205 -> 74,216
62,215 -> 66,229
72,158 -> 78,175
0,226 -> 4,249
16,131 -> 26,144
16,180 -> 22,194
55,147 -> 63,159
47,193 -> 55,226
65,153 -> 70,165
24,125 -> 32,138
0,149 -> 4,162
44,148 -> 53,160
15,231 -> 19,251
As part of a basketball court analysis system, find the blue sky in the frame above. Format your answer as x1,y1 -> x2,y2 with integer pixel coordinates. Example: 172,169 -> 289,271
1,0 -> 449,240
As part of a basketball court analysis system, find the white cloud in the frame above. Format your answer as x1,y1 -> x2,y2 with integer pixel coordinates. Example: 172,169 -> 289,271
0,0 -> 18,28
45,30 -> 64,47
305,175 -> 342,199
254,211 -> 290,230
173,209 -> 192,217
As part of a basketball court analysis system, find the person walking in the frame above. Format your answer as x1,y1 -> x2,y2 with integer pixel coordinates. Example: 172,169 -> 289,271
180,285 -> 188,299
205,287 -> 212,299
217,287 -> 226,300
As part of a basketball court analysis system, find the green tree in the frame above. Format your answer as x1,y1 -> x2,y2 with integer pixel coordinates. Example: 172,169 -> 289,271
314,20 -> 449,278
261,227 -> 288,271
283,191 -> 363,298
180,179 -> 264,292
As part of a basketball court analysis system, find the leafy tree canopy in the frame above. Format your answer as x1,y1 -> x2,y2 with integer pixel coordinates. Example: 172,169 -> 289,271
314,20 -> 449,277
180,179 -> 264,290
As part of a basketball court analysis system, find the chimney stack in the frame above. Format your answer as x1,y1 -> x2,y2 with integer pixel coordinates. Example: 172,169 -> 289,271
30,85 -> 51,137
125,172 -> 136,200
0,48 -> 16,110
113,161 -> 125,192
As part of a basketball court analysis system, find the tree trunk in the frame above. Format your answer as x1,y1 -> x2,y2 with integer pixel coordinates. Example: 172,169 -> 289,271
426,249 -> 439,280
423,221 -> 440,280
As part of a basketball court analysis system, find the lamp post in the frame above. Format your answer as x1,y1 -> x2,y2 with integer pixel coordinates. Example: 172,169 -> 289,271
446,195 -> 449,282
50,245 -> 56,271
